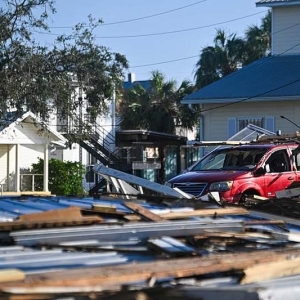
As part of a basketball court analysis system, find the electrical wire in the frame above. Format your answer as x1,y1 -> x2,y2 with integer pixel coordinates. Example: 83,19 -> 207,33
130,20 -> 300,69
48,0 -> 208,28
33,11 -> 267,38
130,55 -> 199,68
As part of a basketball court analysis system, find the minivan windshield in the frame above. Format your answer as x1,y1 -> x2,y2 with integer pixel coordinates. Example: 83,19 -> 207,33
192,147 -> 267,171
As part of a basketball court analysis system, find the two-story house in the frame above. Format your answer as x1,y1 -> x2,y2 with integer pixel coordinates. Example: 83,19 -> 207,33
182,0 -> 300,152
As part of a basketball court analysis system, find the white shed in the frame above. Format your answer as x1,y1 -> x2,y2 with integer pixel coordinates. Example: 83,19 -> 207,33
0,112 -> 67,196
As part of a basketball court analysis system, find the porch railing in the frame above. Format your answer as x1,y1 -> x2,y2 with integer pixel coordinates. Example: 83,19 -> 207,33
20,174 -> 44,192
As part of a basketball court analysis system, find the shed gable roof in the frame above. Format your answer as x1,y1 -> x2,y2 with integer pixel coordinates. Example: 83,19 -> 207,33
0,111 -> 67,145
182,55 -> 300,104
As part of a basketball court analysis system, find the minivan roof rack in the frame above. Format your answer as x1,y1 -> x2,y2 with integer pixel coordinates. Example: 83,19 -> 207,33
254,131 -> 300,144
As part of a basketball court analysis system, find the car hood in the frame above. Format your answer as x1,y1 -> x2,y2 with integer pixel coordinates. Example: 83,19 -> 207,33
168,170 -> 248,183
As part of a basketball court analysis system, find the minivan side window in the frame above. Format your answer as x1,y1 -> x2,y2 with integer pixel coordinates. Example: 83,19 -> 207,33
265,149 -> 291,173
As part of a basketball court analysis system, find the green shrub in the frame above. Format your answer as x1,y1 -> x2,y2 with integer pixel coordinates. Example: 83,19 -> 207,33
32,158 -> 86,196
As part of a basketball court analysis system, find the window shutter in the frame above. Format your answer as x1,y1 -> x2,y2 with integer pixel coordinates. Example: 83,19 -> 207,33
265,116 -> 275,133
228,118 -> 237,138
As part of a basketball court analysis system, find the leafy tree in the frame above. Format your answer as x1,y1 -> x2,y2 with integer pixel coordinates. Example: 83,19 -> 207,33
194,12 -> 271,88
120,70 -> 200,183
32,158 -> 86,196
0,0 -> 128,137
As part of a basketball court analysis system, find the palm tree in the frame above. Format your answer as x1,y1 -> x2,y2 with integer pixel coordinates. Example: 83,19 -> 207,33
119,70 -> 199,183
194,29 -> 246,88
194,12 -> 271,88
244,10 -> 271,65
120,70 -> 198,134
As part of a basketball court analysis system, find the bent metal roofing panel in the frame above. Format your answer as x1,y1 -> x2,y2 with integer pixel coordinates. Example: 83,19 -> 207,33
182,55 -> 300,104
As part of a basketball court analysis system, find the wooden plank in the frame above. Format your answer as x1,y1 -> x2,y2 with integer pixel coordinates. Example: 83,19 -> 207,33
123,202 -> 166,222
18,207 -> 82,222
161,207 -> 249,219
193,231 -> 272,240
4,248 -> 300,292
0,217 -> 103,231
92,204 -> 119,214
0,269 -> 25,283
240,256 -> 300,284
124,207 -> 249,221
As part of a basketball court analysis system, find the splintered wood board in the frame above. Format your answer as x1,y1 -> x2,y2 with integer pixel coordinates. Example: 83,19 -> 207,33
241,256 -> 300,284
18,207 -> 83,222
161,207 -> 249,219
3,248 -> 300,292
124,207 -> 249,221
123,202 -> 166,222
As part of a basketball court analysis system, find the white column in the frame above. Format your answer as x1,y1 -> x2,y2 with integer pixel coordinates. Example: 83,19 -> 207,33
15,144 -> 20,192
43,144 -> 49,192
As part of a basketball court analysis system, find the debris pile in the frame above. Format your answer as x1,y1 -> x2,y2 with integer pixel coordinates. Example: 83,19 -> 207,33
0,193 -> 299,299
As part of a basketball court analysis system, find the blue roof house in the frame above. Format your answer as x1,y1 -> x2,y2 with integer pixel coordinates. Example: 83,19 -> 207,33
182,0 -> 300,146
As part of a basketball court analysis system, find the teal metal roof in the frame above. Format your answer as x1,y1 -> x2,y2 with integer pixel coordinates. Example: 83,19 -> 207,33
182,55 -> 300,104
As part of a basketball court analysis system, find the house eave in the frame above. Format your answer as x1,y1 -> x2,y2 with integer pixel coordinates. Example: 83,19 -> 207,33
181,95 -> 300,105
256,1 -> 300,8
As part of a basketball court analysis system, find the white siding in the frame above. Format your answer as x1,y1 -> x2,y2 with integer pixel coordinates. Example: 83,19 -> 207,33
19,145 -> 44,170
202,100 -> 300,141
272,6 -> 300,55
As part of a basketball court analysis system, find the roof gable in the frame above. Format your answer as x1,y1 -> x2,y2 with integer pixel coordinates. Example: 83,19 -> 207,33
0,111 -> 67,145
182,55 -> 300,104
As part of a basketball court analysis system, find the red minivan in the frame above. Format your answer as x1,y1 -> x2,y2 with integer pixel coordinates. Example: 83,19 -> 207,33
167,143 -> 300,203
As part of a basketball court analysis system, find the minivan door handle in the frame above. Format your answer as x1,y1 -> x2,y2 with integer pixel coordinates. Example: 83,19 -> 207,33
288,176 -> 294,180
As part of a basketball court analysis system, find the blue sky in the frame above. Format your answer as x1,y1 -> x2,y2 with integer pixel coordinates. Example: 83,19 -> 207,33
39,0 -> 268,85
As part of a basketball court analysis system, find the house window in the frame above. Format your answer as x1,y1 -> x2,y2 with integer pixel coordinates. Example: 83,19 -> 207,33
238,118 -> 264,131
228,116 -> 275,138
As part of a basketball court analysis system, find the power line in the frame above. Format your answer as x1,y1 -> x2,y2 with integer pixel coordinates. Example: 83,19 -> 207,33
48,0 -> 208,28
33,11 -> 267,38
130,55 -> 199,68
130,21 -> 300,69
95,12 -> 266,39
